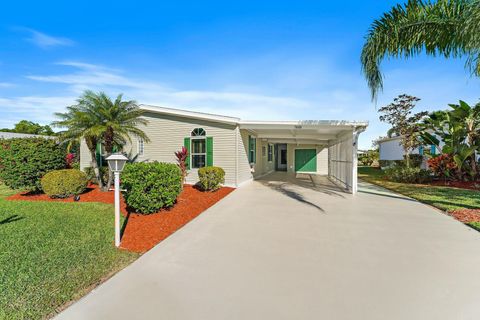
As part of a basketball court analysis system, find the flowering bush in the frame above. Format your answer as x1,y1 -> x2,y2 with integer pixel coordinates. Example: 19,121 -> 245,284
427,154 -> 457,180
66,153 -> 76,168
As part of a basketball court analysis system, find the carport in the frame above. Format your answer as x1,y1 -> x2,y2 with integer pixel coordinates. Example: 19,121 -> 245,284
239,120 -> 368,194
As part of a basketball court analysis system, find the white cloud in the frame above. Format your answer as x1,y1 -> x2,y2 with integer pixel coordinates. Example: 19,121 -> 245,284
20,28 -> 74,49
0,82 -> 14,88
0,96 -> 76,128
24,61 -> 310,120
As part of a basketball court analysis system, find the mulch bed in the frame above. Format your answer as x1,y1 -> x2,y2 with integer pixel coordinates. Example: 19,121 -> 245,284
448,209 -> 480,224
428,180 -> 480,191
7,185 -> 234,252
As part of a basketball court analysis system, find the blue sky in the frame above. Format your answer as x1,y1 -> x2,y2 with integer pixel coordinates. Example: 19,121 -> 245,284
1,0 -> 479,149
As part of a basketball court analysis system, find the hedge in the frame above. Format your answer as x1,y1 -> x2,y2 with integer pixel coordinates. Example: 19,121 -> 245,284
0,138 -> 66,191
121,162 -> 182,214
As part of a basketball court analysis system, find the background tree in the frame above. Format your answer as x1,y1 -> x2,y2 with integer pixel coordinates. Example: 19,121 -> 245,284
378,94 -> 427,167
361,0 -> 479,100
1,120 -> 55,135
53,90 -> 150,190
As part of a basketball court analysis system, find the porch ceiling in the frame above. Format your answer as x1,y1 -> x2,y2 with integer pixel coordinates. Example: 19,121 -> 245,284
239,120 -> 368,145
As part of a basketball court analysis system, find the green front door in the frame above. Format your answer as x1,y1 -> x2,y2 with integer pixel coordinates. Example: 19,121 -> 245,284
294,149 -> 317,172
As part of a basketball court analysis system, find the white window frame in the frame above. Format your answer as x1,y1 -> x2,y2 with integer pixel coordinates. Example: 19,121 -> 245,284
191,128 -> 207,169
138,138 -> 144,156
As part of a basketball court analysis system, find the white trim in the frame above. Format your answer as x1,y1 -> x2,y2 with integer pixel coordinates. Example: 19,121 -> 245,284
190,136 -> 207,169
239,120 -> 369,128
137,138 -> 144,156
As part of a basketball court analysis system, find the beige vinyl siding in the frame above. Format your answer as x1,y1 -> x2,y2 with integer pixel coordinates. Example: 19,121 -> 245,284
80,112 -> 238,186
80,139 -> 93,170
135,112 -> 237,186
237,129 -> 253,184
253,139 -> 274,178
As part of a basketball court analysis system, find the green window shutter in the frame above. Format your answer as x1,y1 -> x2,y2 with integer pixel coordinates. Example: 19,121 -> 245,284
248,135 -> 257,163
253,137 -> 256,163
206,137 -> 213,166
184,137 -> 191,169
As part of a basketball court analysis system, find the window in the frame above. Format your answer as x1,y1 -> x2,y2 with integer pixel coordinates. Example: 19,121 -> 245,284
248,135 -> 256,163
191,128 -> 206,168
268,144 -> 273,162
262,146 -> 266,157
138,138 -> 144,156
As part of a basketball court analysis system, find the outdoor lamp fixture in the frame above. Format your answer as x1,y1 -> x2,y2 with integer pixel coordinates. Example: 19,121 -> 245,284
106,153 -> 128,247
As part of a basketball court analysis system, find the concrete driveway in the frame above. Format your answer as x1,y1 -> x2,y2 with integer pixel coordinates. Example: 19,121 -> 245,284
56,172 -> 480,320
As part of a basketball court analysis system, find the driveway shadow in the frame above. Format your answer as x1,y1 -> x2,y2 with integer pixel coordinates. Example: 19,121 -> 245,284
256,172 -> 351,213
258,172 -> 347,199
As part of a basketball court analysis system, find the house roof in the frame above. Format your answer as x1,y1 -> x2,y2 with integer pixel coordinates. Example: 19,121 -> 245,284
140,104 -> 240,125
0,132 -> 55,139
139,104 -> 368,144
140,104 -> 368,127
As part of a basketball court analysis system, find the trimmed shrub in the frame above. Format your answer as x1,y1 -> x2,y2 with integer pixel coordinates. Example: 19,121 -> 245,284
84,166 -> 109,185
198,166 -> 225,191
121,162 -> 182,214
41,169 -> 88,198
384,166 -> 432,184
0,138 -> 66,191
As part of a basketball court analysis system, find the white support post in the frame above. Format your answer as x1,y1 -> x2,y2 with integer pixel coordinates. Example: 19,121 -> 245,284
114,171 -> 121,247
351,128 -> 364,195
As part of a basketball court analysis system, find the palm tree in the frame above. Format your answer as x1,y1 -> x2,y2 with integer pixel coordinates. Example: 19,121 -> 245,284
53,90 -> 150,190
361,0 -> 480,100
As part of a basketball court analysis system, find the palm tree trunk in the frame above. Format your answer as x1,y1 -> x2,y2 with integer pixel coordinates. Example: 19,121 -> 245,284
102,127 -> 114,191
89,148 -> 104,189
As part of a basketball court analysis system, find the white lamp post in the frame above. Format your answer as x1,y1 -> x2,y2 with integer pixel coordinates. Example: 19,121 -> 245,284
106,153 -> 128,247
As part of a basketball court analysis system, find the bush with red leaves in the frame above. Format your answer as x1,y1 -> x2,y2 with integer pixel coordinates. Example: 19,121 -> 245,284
427,154 -> 457,180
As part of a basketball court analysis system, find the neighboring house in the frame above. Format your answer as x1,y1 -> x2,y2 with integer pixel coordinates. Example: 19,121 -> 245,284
79,105 -> 368,193
378,135 -> 439,166
0,132 -> 55,139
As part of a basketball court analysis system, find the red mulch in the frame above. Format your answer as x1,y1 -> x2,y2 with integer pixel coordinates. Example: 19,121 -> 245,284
448,209 -> 480,224
428,180 -> 480,191
7,185 -> 234,253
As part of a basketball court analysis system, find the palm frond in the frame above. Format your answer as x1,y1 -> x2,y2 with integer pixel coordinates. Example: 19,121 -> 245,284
361,0 -> 475,101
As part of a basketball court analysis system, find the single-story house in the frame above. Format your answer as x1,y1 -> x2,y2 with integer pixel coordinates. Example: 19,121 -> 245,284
80,105 -> 368,194
378,135 -> 439,164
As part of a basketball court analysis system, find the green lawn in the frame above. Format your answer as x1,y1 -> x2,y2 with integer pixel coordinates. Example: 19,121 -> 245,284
0,184 -> 139,319
358,167 -> 480,212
